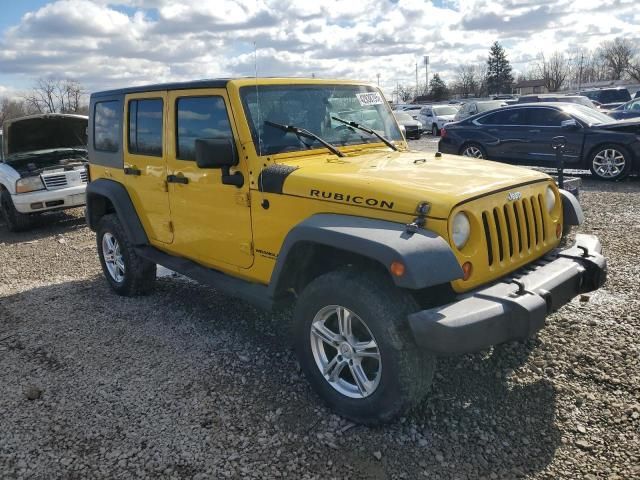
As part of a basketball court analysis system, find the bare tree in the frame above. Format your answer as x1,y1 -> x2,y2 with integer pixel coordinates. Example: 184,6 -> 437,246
393,83 -> 415,103
473,63 -> 489,97
535,52 -> 571,92
23,77 -> 87,114
628,55 -> 640,83
455,65 -> 477,98
600,37 -> 634,80
0,97 -> 28,126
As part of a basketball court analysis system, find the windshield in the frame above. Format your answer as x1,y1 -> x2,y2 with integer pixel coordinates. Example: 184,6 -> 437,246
240,84 -> 403,156
433,106 -> 458,116
477,101 -> 505,112
564,104 -> 614,125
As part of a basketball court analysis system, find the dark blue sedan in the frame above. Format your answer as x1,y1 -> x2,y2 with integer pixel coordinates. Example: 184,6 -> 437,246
608,98 -> 640,121
438,103 -> 640,181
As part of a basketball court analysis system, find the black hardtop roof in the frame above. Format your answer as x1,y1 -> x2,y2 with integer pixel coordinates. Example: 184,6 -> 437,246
91,78 -> 233,98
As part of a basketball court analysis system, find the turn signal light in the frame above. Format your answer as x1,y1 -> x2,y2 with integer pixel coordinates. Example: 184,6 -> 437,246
390,261 -> 405,277
462,262 -> 473,281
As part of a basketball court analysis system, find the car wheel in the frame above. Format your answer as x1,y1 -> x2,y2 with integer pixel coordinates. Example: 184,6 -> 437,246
0,190 -> 32,232
589,144 -> 631,181
432,124 -> 439,136
294,268 -> 435,425
97,214 -> 156,296
460,143 -> 486,159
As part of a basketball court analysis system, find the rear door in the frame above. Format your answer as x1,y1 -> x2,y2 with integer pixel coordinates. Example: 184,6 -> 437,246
165,88 -> 253,269
522,107 -> 584,166
474,108 -> 527,162
123,92 -> 173,244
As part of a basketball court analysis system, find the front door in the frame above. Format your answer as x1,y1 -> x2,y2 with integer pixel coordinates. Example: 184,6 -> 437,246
123,92 -> 173,244
522,107 -> 584,166
166,89 -> 253,269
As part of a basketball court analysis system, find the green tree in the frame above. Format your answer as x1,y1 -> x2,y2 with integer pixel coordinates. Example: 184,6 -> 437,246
429,73 -> 448,100
486,41 -> 514,95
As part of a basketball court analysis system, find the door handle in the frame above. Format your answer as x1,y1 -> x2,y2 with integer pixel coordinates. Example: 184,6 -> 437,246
124,167 -> 141,176
167,174 -> 189,184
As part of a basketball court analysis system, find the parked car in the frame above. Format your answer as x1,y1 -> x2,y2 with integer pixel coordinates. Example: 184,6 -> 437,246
453,100 -> 507,121
580,88 -> 631,110
85,77 -> 605,424
438,102 -> 640,181
608,97 -> 640,121
516,94 -> 596,109
0,113 -> 88,231
417,104 -> 460,136
393,111 -> 423,139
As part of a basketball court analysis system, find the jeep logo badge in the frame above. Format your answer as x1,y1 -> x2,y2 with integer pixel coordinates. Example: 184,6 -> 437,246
507,191 -> 522,201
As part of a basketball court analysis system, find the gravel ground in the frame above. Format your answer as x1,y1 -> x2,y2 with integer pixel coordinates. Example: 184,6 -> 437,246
1,137 -> 638,479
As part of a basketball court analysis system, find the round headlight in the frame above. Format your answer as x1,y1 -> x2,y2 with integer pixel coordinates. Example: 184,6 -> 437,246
452,212 -> 471,249
546,186 -> 556,213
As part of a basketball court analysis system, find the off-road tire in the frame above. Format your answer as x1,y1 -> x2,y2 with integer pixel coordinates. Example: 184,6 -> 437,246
0,190 -> 31,232
96,214 -> 156,296
293,267 -> 435,425
588,144 -> 631,181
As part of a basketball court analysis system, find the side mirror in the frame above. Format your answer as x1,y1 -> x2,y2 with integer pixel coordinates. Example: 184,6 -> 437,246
195,138 -> 238,169
561,119 -> 579,129
194,138 -> 244,188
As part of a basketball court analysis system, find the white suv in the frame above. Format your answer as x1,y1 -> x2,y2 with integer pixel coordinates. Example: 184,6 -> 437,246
417,104 -> 460,136
0,114 -> 89,231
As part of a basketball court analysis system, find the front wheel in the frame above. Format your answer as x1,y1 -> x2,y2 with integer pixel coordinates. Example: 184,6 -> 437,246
589,144 -> 631,181
97,214 -> 156,296
0,190 -> 31,232
293,268 -> 435,425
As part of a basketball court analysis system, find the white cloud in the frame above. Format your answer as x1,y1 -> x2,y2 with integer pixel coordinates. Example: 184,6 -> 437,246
0,0 -> 638,98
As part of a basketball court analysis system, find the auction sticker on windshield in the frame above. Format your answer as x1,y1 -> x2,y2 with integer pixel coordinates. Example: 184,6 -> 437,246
356,92 -> 384,106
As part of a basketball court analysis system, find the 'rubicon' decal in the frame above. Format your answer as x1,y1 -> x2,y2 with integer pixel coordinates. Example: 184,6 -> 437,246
309,189 -> 394,210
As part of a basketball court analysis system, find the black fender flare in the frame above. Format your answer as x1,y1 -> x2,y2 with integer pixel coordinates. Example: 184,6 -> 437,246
560,189 -> 584,226
267,214 -> 463,296
85,179 -> 148,245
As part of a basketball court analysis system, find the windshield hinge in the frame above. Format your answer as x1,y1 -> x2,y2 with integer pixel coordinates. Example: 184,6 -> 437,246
239,241 -> 254,255
235,192 -> 251,207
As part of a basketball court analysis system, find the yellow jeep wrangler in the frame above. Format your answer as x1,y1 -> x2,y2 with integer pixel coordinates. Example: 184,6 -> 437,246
86,78 -> 606,424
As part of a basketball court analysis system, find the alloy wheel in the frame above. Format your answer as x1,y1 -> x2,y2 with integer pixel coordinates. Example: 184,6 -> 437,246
592,148 -> 626,179
309,305 -> 381,399
462,145 -> 484,158
102,232 -> 125,282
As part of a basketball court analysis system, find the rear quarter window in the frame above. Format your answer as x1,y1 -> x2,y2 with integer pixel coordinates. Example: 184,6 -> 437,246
94,101 -> 121,152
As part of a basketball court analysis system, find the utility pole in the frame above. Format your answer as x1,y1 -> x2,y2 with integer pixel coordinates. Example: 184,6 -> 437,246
424,55 -> 429,96
577,53 -> 584,92
415,62 -> 418,97
377,73 -> 380,86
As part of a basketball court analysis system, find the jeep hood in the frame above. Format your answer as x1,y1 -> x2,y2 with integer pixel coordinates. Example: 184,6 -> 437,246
3,114 -> 87,157
277,150 -> 551,219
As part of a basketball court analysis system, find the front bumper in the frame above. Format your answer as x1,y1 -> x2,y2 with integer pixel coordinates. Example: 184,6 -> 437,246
12,184 -> 86,213
408,234 -> 607,355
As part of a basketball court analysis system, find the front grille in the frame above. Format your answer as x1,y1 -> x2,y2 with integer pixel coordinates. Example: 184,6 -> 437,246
481,194 -> 549,266
42,174 -> 68,189
42,169 -> 88,190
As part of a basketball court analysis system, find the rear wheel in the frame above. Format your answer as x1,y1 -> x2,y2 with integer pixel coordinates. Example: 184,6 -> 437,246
432,124 -> 439,136
294,268 -> 435,425
460,142 -> 486,159
97,214 -> 156,296
589,144 -> 631,181
0,190 -> 31,232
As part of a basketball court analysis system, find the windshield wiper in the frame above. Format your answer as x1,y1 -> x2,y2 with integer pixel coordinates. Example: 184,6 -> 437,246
264,120 -> 344,157
331,116 -> 398,151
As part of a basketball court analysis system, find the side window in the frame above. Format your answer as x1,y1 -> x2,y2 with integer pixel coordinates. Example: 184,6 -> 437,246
477,109 -> 524,125
94,101 -> 120,152
176,96 -> 233,161
128,99 -> 163,156
526,108 -> 570,126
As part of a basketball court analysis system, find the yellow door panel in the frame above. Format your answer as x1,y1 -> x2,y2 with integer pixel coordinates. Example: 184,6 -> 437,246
166,89 -> 253,269
123,91 -> 172,244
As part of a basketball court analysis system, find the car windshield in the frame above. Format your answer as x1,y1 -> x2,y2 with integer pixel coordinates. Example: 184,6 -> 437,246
564,104 -> 614,125
240,84 -> 402,156
394,112 -> 414,122
433,106 -> 458,116
477,101 -> 505,112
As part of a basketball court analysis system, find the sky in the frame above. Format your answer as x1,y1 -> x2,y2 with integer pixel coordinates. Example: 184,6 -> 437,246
0,0 -> 639,99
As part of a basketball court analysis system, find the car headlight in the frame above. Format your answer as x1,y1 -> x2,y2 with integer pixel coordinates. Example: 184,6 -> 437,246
416,122 -> 422,128
15,176 -> 45,193
545,186 -> 556,213
452,212 -> 471,249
